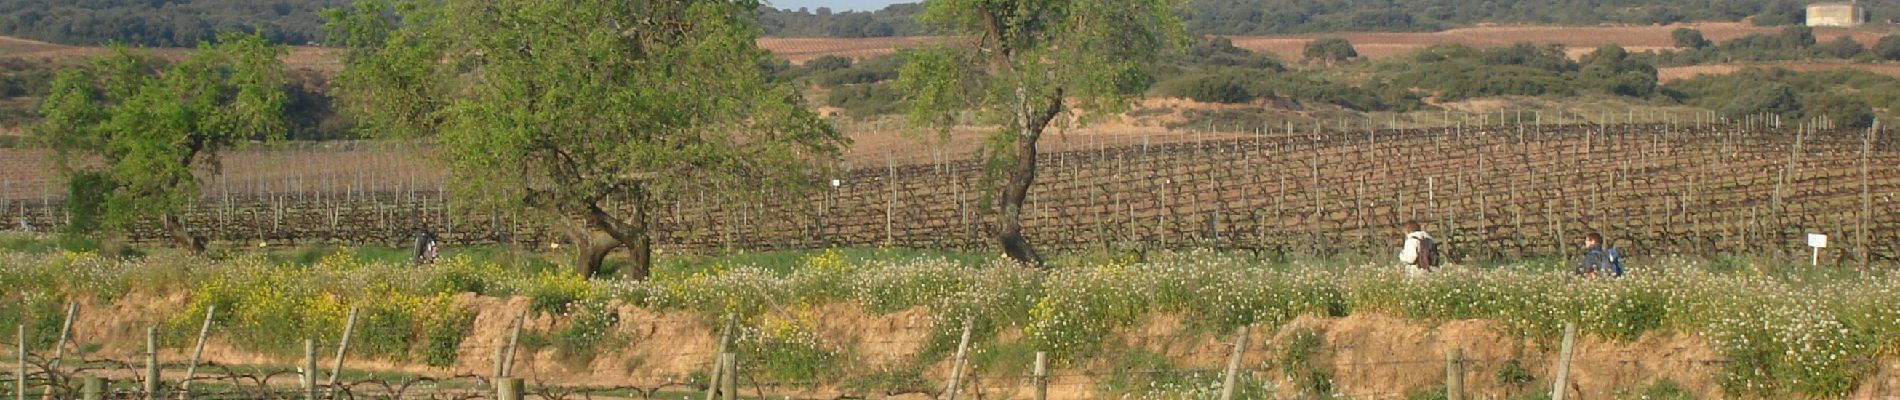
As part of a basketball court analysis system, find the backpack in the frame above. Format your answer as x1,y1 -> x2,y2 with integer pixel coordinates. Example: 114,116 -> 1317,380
1414,236 -> 1438,270
1605,248 -> 1623,277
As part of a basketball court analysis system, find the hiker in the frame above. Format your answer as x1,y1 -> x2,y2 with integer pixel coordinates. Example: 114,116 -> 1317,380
413,228 -> 440,266
1398,222 -> 1437,277
1574,232 -> 1623,278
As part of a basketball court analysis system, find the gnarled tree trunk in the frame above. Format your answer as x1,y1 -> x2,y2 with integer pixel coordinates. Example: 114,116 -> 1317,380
161,213 -> 204,254
997,92 -> 1064,268
574,230 -> 621,278
574,186 -> 654,280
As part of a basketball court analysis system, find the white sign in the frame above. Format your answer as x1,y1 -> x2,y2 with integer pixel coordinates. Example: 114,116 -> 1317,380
1807,233 -> 1828,248
830,179 -> 842,188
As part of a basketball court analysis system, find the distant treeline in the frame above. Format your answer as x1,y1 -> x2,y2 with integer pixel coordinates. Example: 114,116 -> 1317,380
758,0 -> 1869,38
1179,0 -> 1830,34
756,4 -> 924,38
0,0 -> 1882,45
0,0 -> 347,46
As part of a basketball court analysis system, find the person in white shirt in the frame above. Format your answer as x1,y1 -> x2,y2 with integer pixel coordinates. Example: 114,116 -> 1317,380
1397,222 -> 1436,277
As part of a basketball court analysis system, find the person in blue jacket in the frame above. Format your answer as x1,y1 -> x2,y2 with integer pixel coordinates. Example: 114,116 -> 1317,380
1575,232 -> 1623,278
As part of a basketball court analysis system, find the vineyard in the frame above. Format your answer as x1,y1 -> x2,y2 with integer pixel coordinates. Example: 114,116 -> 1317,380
3,116 -> 1899,264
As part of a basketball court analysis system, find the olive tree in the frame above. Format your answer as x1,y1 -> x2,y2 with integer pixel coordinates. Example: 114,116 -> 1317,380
326,0 -> 843,279
896,0 -> 1184,267
33,33 -> 289,252
1303,37 -> 1358,66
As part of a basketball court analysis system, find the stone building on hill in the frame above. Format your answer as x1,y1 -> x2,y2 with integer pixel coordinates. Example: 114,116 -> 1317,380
1807,2 -> 1870,27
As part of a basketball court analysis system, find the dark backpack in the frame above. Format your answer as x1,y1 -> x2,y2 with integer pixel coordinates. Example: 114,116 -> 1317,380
1414,236 -> 1438,269
1605,247 -> 1623,277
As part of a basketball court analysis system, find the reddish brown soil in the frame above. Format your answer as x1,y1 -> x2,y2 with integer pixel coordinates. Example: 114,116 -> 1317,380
61,290 -> 1900,399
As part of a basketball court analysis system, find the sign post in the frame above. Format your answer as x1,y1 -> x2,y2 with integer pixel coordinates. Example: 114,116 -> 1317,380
1807,233 -> 1828,266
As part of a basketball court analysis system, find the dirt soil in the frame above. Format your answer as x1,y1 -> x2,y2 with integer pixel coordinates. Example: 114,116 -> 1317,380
57,291 -> 1900,399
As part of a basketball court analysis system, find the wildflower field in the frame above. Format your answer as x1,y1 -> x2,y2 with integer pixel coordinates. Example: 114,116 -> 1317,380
1,233 -> 1897,399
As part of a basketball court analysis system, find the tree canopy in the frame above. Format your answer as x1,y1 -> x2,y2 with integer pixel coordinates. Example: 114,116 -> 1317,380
327,0 -> 845,279
897,0 -> 1185,266
32,32 -> 289,249
0,0 -> 347,46
1304,37 -> 1358,65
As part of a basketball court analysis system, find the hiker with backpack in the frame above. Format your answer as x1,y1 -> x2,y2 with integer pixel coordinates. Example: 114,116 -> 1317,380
1575,232 -> 1623,278
1398,222 -> 1438,277
413,228 -> 440,266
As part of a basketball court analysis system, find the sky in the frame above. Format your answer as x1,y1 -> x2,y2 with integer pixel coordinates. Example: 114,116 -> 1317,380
767,0 -> 914,12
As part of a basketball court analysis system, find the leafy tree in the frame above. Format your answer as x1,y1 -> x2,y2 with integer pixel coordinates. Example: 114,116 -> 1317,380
896,0 -> 1185,266
1672,28 -> 1712,49
1719,82 -> 1801,119
1174,72 -> 1254,103
1805,93 -> 1874,128
326,0 -> 843,279
1184,37 -> 1286,70
1875,35 -> 1900,61
806,55 -> 855,72
0,0 -> 348,46
1780,26 -> 1816,49
31,33 -> 289,251
1303,37 -> 1359,66
1817,35 -> 1866,59
1752,0 -> 1806,26
1578,44 -> 1658,97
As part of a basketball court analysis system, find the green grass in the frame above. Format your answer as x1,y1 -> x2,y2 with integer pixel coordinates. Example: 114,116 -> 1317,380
0,233 -> 99,254
651,246 -> 990,277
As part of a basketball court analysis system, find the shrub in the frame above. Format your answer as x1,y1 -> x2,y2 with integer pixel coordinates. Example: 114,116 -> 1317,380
1672,28 -> 1711,49
1280,328 -> 1335,398
1495,359 -> 1537,387
1874,35 -> 1900,60
1166,72 -> 1255,104
1803,92 -> 1874,129
1185,36 -> 1285,70
1304,37 -> 1359,65
1817,35 -> 1866,59
824,83 -> 905,118
523,270 -> 592,315
421,300 -> 476,367
553,299 -> 621,366
741,310 -> 841,382
804,55 -> 853,72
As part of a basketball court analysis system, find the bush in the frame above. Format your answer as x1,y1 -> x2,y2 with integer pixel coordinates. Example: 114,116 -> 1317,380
553,299 -> 621,366
1387,44 -> 1589,101
824,83 -> 904,118
804,55 -> 853,72
1874,35 -> 1900,61
742,310 -> 841,381
1495,359 -> 1537,387
1175,72 -> 1256,103
1804,92 -> 1875,129
1672,28 -> 1711,49
1185,36 -> 1286,70
1816,35 -> 1866,59
524,270 -> 592,315
1718,82 -> 1801,119
421,301 -> 476,367
1304,37 -> 1358,65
